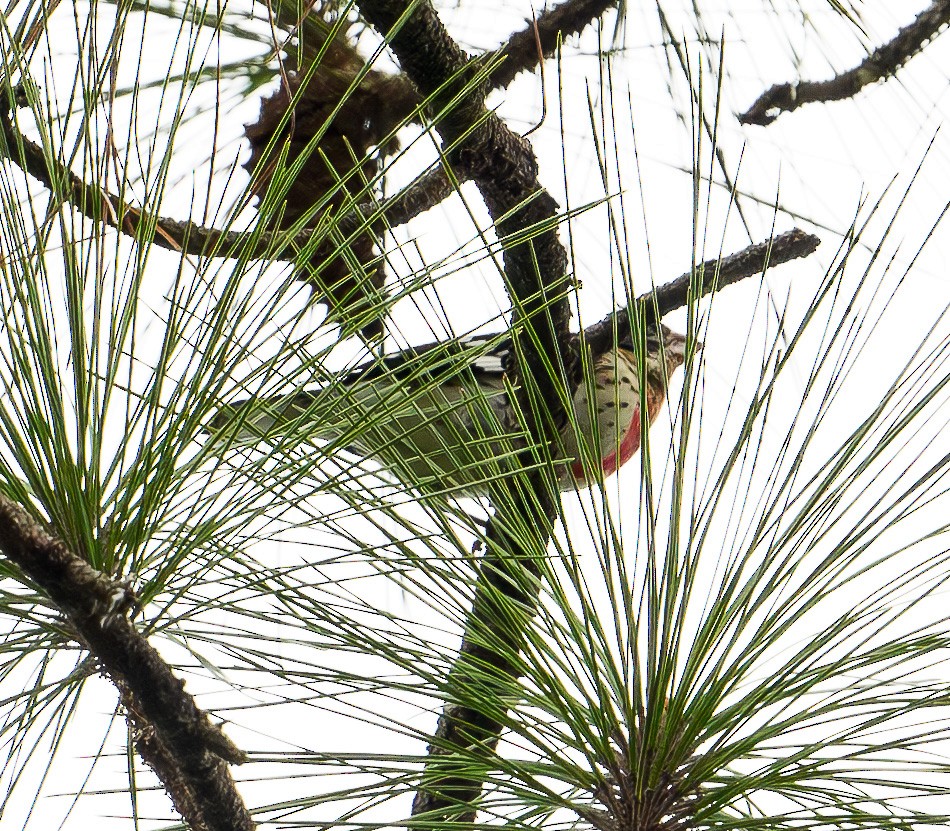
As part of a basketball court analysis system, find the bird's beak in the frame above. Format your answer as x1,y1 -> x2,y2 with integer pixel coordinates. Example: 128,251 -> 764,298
664,330 -> 701,371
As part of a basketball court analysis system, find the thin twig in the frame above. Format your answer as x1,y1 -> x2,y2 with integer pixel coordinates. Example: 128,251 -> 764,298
0,496 -> 253,831
740,0 -> 950,126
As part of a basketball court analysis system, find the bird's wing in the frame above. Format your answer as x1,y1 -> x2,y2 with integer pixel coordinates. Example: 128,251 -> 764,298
339,332 -> 511,386
209,333 -> 513,444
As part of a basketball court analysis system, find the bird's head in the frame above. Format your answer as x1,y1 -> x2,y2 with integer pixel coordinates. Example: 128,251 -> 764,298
618,322 -> 697,386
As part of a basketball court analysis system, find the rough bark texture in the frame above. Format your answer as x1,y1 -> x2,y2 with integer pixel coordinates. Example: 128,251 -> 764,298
740,0 -> 950,125
351,0 -> 573,822
0,496 -> 253,831
583,229 -> 820,355
487,0 -> 618,89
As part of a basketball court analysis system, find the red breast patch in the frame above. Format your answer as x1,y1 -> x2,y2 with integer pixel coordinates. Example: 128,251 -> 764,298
570,406 -> 643,481
568,386 -> 665,483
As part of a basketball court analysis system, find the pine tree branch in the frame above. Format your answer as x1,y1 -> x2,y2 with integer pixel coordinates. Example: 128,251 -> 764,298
1,0 -> 622,338
250,0 -> 624,254
0,96 -> 458,278
486,0 -> 618,90
406,229 -> 820,821
351,0 -> 575,822
388,0 -> 622,219
740,0 -> 950,126
583,229 -> 821,353
2,0 -> 622,301
0,495 -> 253,831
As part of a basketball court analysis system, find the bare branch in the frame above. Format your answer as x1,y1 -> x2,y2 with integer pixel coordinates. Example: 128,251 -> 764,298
0,496 -> 253,831
740,1 -> 950,126
380,165 -> 458,227
583,229 -> 821,353
486,0 -> 618,90
0,102 -> 280,258
390,0 -> 624,219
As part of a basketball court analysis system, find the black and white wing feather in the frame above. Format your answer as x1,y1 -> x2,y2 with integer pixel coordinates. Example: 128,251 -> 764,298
209,333 -> 514,443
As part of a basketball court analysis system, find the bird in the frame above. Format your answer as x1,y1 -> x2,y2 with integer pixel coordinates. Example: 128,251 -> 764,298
209,322 -> 693,496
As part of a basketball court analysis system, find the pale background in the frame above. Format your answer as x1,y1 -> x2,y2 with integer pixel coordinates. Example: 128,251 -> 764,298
2,0 -> 950,827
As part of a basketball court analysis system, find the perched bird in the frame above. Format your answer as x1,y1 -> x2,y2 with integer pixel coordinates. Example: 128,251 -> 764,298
210,323 -> 693,495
